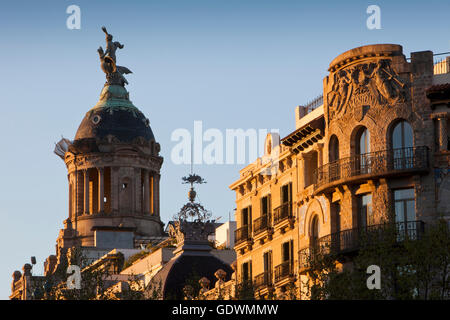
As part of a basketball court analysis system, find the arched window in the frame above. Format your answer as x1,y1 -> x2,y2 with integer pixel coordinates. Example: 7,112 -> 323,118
391,121 -> 414,169
310,215 -> 319,247
356,127 -> 370,155
329,135 -> 340,163
329,135 -> 340,181
355,127 -> 370,174
392,120 -> 413,149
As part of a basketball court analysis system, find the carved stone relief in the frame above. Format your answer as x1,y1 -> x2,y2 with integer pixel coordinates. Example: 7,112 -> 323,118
327,59 -> 406,121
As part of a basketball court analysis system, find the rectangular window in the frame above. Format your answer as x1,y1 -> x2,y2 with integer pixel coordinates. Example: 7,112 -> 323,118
263,251 -> 272,273
241,261 -> 252,282
261,196 -> 269,215
358,194 -> 373,227
241,206 -> 252,232
260,195 -> 271,226
394,188 -> 416,239
281,183 -> 292,204
281,240 -> 294,264
394,188 -> 415,223
263,251 -> 272,285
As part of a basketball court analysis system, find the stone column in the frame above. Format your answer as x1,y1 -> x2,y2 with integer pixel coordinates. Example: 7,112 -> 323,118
298,154 -> 305,191
153,173 -> 160,216
75,171 -> 83,216
436,113 -> 448,151
143,169 -> 150,214
83,169 -> 90,215
68,173 -> 73,220
111,167 -> 119,213
98,168 -> 104,213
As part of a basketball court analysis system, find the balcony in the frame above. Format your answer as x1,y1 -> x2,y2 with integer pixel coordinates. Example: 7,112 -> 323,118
314,146 -> 429,193
298,220 -> 425,270
274,261 -> 295,283
434,54 -> 450,75
273,202 -> 293,226
235,226 -> 251,245
254,271 -> 272,289
253,215 -> 270,235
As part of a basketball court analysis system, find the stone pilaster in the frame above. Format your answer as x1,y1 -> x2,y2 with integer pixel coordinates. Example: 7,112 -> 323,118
298,154 -> 305,191
431,113 -> 449,151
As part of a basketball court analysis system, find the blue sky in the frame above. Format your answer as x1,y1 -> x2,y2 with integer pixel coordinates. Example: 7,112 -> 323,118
1,0 -> 449,299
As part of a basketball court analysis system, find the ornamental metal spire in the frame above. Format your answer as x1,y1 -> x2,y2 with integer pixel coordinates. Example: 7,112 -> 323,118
174,171 -> 211,222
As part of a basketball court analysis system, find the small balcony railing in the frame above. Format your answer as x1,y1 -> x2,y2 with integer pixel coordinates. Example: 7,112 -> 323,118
253,215 -> 270,235
298,220 -> 425,270
254,271 -> 272,289
314,146 -> 429,191
274,260 -> 294,283
273,202 -> 293,225
434,55 -> 450,75
235,226 -> 251,245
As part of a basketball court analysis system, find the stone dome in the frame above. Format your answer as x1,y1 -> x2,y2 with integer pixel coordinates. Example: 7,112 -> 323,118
74,85 -> 155,143
150,254 -> 233,299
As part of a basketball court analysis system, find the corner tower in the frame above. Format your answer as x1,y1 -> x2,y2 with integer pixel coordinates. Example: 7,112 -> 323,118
54,27 -> 164,250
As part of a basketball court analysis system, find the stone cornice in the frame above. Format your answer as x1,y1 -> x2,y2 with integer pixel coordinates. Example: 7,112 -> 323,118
65,152 -> 163,173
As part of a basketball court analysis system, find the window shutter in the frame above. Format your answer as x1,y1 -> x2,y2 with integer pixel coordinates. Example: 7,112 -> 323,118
268,194 -> 272,223
249,206 -> 252,232
289,240 -> 294,265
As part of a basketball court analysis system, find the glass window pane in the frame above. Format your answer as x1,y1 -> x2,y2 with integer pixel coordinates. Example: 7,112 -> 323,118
395,202 -> 404,222
393,123 -> 402,149
359,129 -> 370,154
362,194 -> 372,205
359,194 -> 372,226
403,122 -> 413,148
393,121 -> 413,149
394,188 -> 414,200
406,200 -> 415,222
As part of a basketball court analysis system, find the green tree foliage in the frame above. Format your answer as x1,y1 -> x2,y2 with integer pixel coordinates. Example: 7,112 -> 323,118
301,220 -> 450,300
40,246 -> 161,300
235,279 -> 255,300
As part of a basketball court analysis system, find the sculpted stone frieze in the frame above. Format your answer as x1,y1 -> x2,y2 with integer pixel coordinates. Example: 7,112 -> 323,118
327,59 -> 406,121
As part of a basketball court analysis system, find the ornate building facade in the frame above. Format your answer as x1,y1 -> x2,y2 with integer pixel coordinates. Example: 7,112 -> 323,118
230,44 -> 450,299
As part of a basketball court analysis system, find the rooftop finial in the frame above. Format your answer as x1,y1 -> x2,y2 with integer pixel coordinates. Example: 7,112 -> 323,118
97,26 -> 132,86
174,172 -> 211,222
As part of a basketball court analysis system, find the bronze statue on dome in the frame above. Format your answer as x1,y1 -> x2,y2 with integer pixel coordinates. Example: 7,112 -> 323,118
97,26 -> 132,86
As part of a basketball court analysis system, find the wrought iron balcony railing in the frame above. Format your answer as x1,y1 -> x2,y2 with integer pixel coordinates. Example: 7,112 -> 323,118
314,146 -> 429,190
273,202 -> 293,225
253,215 -> 270,235
254,271 -> 272,289
235,225 -> 251,245
298,220 -> 425,270
274,260 -> 294,283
